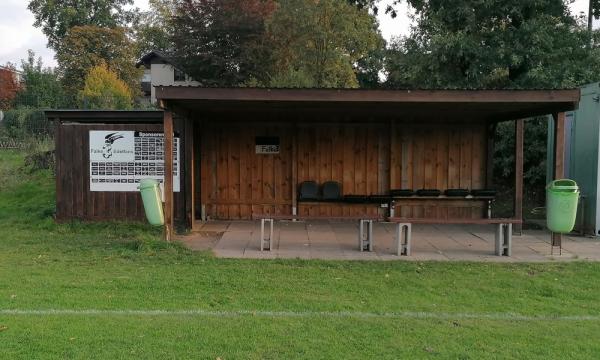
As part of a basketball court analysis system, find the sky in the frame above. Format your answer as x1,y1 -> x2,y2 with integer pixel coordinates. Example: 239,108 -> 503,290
0,0 -> 597,69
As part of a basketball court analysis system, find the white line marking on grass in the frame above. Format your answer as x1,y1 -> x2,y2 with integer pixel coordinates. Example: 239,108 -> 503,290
1,309 -> 600,321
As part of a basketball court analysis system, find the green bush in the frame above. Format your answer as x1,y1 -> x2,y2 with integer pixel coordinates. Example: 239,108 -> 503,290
1,108 -> 51,140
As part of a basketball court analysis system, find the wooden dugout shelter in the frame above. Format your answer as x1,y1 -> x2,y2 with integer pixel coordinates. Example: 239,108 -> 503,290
48,87 -> 580,241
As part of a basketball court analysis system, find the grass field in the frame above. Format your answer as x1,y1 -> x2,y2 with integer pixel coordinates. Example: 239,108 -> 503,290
2,149 -> 600,359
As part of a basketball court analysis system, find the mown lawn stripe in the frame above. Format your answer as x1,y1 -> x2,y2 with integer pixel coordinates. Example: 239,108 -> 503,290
3,308 -> 600,321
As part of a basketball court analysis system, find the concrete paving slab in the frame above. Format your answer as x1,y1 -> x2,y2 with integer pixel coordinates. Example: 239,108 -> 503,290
179,220 -> 600,262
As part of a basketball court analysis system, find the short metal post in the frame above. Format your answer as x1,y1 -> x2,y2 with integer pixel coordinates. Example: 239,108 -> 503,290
359,219 -> 373,252
504,223 -> 512,256
551,232 -> 562,255
260,218 -> 273,251
495,224 -> 503,256
495,223 -> 512,256
368,220 -> 373,252
395,223 -> 411,256
358,220 -> 364,251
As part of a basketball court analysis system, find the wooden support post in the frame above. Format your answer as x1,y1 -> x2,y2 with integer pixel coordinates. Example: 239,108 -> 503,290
163,108 -> 174,241
552,112 -> 566,248
389,120 -> 396,217
485,122 -> 496,188
514,119 -> 524,234
553,113 -> 566,179
291,122 -> 298,216
184,116 -> 195,230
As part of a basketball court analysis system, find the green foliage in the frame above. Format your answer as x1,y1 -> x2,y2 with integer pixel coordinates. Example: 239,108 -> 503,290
386,0 -> 600,89
171,0 -> 277,86
78,64 -> 133,110
15,50 -> 66,109
348,0 -> 402,17
56,26 -> 142,99
170,0 -> 385,88
356,46 -> 387,88
133,0 -> 177,58
1,108 -> 50,139
593,0 -> 600,18
493,118 -> 549,202
28,0 -> 136,50
265,69 -> 316,89
264,0 -> 385,88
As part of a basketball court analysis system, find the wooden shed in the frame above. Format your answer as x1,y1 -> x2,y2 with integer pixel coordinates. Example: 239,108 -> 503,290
47,87 -> 580,240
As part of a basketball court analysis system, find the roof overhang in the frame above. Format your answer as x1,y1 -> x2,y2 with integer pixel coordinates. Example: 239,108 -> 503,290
45,110 -> 164,123
156,87 -> 580,122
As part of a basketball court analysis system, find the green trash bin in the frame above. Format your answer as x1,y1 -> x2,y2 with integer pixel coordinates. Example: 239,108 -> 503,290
546,179 -> 579,234
138,179 -> 165,226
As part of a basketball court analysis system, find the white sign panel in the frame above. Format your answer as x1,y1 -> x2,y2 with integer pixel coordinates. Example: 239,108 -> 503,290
255,144 -> 280,154
255,136 -> 280,154
89,130 -> 180,192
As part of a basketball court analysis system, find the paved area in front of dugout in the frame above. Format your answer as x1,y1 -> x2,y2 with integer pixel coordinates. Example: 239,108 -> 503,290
177,220 -> 600,261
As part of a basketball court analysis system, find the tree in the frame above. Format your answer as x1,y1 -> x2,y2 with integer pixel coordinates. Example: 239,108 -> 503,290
56,26 -> 142,99
79,63 -> 133,110
385,0 -> 600,89
171,0 -> 277,86
348,0 -> 402,17
0,64 -> 21,110
28,0 -> 136,50
15,50 -> 65,108
133,0 -> 177,58
264,0 -> 385,88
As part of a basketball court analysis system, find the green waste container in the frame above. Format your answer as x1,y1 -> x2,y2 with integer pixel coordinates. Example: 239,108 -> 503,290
546,179 -> 579,233
138,179 -> 164,226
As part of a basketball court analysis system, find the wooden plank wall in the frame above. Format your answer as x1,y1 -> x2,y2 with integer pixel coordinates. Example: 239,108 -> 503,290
200,123 -> 294,219
296,123 -> 388,217
390,124 -> 487,219
55,121 -> 186,223
200,121 -> 487,220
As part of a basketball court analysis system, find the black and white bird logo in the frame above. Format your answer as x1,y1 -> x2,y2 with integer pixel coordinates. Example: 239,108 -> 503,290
102,132 -> 124,159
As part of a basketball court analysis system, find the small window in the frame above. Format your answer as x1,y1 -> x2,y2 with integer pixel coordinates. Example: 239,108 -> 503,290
174,68 -> 186,82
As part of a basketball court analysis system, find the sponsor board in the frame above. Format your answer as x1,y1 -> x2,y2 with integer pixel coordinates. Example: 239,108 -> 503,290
89,131 -> 180,192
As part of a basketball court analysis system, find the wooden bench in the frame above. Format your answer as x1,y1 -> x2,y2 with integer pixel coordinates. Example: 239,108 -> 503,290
390,196 -> 495,219
388,218 -> 523,257
252,214 -> 383,252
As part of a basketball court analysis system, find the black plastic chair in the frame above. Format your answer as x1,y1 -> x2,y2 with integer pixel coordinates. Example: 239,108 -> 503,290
298,181 -> 319,201
321,181 -> 342,201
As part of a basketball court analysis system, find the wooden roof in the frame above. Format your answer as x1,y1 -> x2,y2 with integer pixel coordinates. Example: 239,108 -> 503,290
45,110 -> 164,123
156,87 -> 580,122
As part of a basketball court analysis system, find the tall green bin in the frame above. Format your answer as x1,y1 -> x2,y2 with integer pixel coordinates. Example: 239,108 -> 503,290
138,179 -> 165,226
546,179 -> 579,233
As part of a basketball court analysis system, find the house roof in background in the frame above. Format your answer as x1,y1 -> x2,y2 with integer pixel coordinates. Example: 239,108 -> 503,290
0,65 -> 22,75
136,51 -> 176,69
